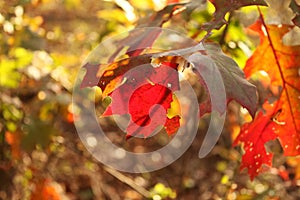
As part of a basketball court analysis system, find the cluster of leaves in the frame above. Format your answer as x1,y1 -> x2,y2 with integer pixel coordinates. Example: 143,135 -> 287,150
81,0 -> 259,137
1,0 -> 300,199
234,17 -> 300,180
81,0 -> 300,181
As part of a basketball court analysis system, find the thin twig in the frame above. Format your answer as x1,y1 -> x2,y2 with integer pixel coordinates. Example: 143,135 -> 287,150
103,166 -> 151,198
219,12 -> 233,46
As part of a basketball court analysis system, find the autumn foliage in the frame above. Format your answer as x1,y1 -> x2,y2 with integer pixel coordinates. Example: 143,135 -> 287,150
233,13 -> 300,179
80,0 -> 300,180
102,62 -> 181,138
2,0 -> 300,199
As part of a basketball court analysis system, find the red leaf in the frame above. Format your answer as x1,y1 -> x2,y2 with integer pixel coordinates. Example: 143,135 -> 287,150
103,62 -> 180,138
233,103 -> 277,180
164,115 -> 181,136
80,4 -> 191,91
235,19 -> 300,179
80,55 -> 152,97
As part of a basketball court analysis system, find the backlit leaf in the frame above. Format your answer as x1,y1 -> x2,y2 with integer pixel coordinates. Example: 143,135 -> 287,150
233,102 -> 277,180
235,19 -> 300,179
81,41 -> 257,138
102,62 -> 180,138
81,55 -> 152,97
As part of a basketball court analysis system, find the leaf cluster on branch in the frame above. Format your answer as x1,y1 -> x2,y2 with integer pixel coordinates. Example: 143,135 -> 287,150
80,0 -> 300,180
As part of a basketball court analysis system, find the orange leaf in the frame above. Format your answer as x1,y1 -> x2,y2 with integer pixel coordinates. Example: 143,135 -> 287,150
31,179 -> 60,200
236,19 -> 300,179
167,0 -> 180,4
81,55 -> 152,97
5,131 -> 22,160
244,20 -> 300,156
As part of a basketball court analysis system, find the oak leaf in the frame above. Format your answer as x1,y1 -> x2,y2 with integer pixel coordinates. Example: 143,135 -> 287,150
187,44 -> 258,117
235,20 -> 300,179
81,55 -> 152,97
81,42 -> 258,139
233,102 -> 277,180
102,62 -> 180,138
204,43 -> 258,117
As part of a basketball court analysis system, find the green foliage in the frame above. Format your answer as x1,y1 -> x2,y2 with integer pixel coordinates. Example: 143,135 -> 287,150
0,48 -> 33,88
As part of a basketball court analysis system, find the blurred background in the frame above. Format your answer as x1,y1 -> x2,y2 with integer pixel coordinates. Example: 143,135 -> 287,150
0,0 -> 299,199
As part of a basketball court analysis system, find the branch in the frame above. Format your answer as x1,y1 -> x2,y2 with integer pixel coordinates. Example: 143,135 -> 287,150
103,166 -> 151,198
